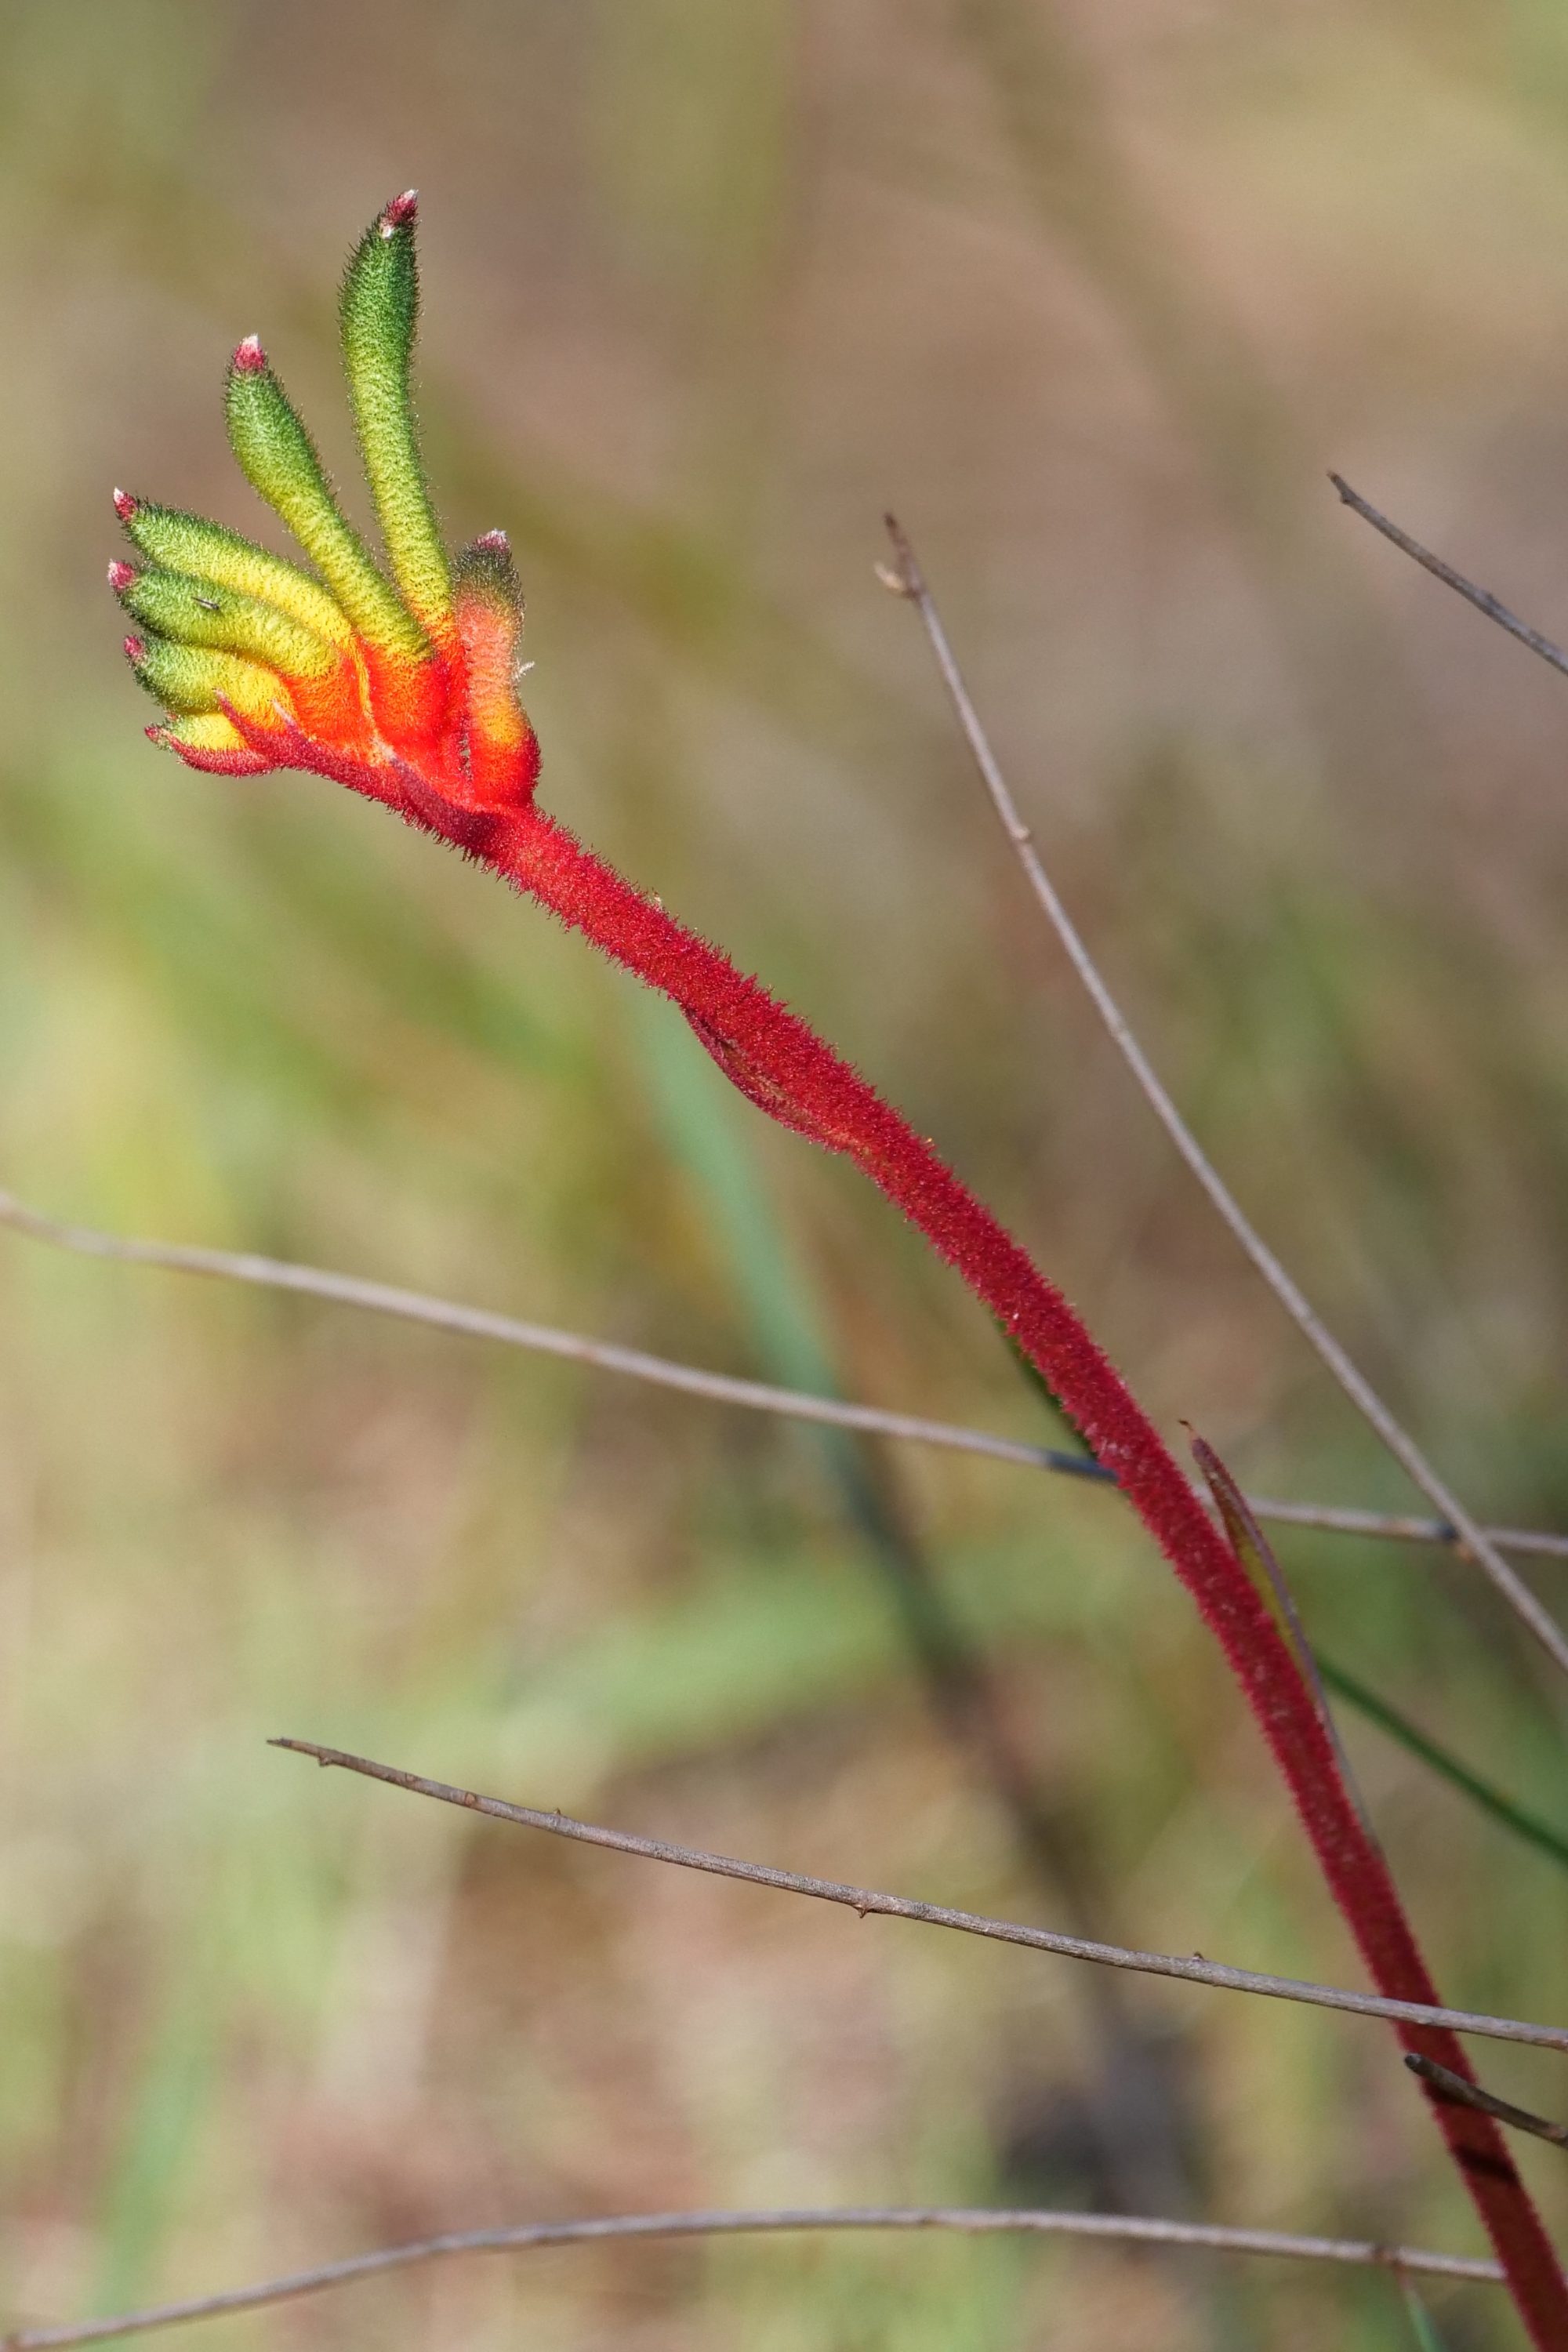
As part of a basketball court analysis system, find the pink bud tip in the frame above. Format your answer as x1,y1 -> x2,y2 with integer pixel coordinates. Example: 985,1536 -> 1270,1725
123,635 -> 146,663
475,529 -> 510,552
107,561 -> 137,593
113,488 -> 138,522
231,335 -> 267,374
145,724 -> 165,743
380,189 -> 419,236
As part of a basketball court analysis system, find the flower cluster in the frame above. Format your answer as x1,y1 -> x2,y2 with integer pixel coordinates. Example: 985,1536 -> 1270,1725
112,191 -> 539,819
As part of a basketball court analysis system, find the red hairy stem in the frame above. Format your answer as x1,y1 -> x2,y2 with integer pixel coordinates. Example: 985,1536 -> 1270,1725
399,784 -> 1566,2342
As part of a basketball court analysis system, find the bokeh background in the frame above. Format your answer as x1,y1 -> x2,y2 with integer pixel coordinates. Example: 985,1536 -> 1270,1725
2,2 -> 1568,2345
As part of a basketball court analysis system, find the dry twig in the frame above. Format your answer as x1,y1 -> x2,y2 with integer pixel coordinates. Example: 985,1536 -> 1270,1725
1,1187 -> 1563,1560
1406,2056 -> 1568,2152
880,517 -> 1568,1682
270,1738 -> 1568,2052
0,2204 -> 1512,2348
1330,475 -> 1568,682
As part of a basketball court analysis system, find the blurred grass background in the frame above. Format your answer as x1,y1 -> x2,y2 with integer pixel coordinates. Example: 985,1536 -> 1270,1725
2,2 -> 1568,2345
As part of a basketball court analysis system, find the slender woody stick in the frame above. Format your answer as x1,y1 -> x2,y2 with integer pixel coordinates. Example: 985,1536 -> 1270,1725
2,1187 -> 1563,1560
0,2206 -> 1512,2349
1329,475 -> 1568,682
270,1740 -> 1568,2053
1406,2056 -> 1568,2152
880,517 -> 1568,1684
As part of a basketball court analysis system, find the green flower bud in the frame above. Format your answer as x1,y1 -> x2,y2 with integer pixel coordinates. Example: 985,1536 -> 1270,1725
225,339 -> 429,666
117,496 -> 355,649
118,568 -> 340,683
126,630 -> 289,727
339,191 -> 454,647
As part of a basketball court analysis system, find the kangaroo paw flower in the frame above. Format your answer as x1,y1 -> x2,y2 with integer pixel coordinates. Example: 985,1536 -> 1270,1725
114,195 -> 539,819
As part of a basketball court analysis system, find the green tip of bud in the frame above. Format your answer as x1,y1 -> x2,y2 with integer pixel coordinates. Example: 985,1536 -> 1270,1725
456,530 -> 522,612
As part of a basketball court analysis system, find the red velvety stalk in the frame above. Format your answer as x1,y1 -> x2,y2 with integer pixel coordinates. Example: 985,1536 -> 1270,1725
387,780 -> 1566,2343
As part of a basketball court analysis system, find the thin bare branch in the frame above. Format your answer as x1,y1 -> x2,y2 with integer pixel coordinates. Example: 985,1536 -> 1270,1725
1406,2056 -> 1568,2151
1260,1500 -> 1567,1563
270,1738 -> 1568,2053
1330,475 -> 1568,683
1,1188 -> 1563,1560
881,516 -> 1568,1682
1,2204 -> 1512,2348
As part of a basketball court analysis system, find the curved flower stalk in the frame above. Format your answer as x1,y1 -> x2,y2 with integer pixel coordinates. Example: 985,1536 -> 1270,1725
114,194 -> 1567,2343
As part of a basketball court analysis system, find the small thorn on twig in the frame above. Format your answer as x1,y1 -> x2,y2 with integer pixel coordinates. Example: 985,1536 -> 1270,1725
878,514 -> 922,599
1405,2053 -> 1568,2149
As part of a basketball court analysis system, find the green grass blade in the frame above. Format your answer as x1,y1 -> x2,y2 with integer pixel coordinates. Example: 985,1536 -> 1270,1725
1397,2274 -> 1448,2351
1319,1654 -> 1568,1872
